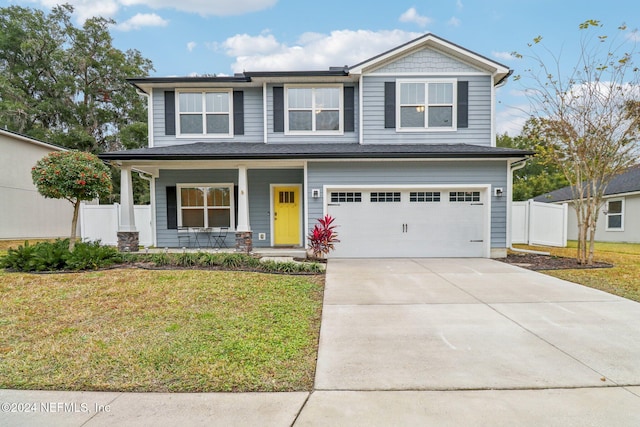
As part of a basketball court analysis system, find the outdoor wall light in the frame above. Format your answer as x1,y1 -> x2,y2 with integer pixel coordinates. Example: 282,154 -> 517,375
311,189 -> 321,199
494,187 -> 504,197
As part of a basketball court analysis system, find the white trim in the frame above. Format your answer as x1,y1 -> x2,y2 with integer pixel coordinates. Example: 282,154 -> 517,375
283,84 -> 344,135
303,161 -> 309,249
490,73 -> 496,147
262,82 -> 268,144
175,89 -> 233,138
176,183 -> 235,229
605,198 -> 625,232
269,183 -> 303,247
147,88 -> 154,147
322,183 -> 492,258
358,75 -> 364,145
367,71 -> 490,77
150,177 -> 157,247
395,79 -> 457,132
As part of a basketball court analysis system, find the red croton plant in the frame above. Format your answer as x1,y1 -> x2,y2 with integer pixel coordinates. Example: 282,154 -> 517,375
307,215 -> 340,258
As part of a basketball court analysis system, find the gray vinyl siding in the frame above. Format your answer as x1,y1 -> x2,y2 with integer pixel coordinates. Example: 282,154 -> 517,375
307,160 -> 509,248
152,88 -> 264,147
371,48 -> 481,74
266,84 -> 359,144
361,75 -> 492,145
248,169 -> 304,247
155,168 -> 303,248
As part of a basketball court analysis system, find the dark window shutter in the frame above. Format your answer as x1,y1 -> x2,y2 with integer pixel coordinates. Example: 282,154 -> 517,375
233,90 -> 244,136
384,82 -> 396,128
166,186 -> 177,230
273,86 -> 284,133
344,86 -> 355,132
457,81 -> 469,129
164,91 -> 176,135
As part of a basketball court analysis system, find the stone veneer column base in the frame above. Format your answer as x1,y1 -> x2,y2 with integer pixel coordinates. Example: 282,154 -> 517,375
235,231 -> 253,253
117,231 -> 139,252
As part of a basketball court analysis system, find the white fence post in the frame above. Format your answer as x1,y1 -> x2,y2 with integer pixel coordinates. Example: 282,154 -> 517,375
80,203 -> 152,247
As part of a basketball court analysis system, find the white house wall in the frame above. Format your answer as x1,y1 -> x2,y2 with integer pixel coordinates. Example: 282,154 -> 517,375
566,195 -> 640,243
0,133 -> 75,239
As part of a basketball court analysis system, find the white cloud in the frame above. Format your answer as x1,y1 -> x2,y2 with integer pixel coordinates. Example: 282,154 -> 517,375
27,0 -> 277,21
626,30 -> 640,42
187,41 -> 197,52
496,104 -> 529,136
399,7 -> 432,27
456,0 -> 464,10
115,13 -> 168,31
447,16 -> 461,27
215,30 -> 421,73
492,51 -> 514,61
120,0 -> 277,16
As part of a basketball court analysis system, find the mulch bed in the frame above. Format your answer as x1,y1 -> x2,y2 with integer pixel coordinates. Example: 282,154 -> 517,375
500,252 -> 613,271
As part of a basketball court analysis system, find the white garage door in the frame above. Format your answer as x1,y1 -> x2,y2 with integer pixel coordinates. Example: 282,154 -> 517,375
326,188 -> 488,258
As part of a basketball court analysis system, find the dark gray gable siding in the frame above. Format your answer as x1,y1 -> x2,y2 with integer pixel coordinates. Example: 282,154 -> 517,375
153,88 -> 263,146
306,160 -> 508,249
362,75 -> 491,145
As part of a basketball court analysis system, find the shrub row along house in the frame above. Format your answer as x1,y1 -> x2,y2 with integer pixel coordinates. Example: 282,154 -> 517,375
101,33 -> 531,258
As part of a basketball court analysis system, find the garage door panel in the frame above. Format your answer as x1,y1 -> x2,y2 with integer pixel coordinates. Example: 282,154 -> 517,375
327,188 -> 487,258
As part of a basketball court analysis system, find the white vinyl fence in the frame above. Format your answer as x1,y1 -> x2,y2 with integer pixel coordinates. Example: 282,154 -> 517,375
512,200 -> 568,247
80,203 -> 152,247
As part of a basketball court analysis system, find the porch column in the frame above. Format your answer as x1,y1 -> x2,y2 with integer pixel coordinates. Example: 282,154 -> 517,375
117,165 -> 139,252
235,165 -> 252,252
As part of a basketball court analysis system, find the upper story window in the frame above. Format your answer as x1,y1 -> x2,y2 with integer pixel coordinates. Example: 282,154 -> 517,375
285,85 -> 343,134
397,80 -> 456,131
177,91 -> 232,137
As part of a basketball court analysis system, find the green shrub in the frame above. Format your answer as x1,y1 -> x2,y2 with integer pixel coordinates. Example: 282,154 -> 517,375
0,239 -> 122,272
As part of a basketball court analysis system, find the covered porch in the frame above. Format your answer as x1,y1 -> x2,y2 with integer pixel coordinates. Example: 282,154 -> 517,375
114,159 -> 307,252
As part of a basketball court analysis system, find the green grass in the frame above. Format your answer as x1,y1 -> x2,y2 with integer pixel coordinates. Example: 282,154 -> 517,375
0,269 -> 324,392
514,241 -> 640,302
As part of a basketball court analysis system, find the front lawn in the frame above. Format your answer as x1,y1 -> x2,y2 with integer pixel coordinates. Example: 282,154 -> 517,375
0,269 -> 324,392
514,241 -> 640,302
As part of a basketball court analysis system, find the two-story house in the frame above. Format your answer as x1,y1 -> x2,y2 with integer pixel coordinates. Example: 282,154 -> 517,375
101,33 -> 531,258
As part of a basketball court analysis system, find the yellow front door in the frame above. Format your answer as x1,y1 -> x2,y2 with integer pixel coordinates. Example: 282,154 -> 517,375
274,186 -> 300,245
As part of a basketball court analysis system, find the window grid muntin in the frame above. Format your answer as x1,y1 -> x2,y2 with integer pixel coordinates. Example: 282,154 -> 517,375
330,192 -> 362,203
398,80 -> 456,130
285,85 -> 342,133
177,90 -> 232,136
410,191 -> 441,202
449,191 -> 481,202
606,199 -> 624,230
178,184 -> 234,228
371,192 -> 401,203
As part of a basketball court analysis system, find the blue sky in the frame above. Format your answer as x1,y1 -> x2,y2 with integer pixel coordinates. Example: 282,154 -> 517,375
5,0 -> 640,135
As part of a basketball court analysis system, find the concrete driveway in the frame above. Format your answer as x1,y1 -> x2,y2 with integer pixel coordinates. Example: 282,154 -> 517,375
297,258 -> 640,425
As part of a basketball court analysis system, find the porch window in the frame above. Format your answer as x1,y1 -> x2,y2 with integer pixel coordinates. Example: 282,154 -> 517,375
398,80 -> 456,130
177,184 -> 234,228
605,199 -> 624,231
285,85 -> 342,133
177,91 -> 231,137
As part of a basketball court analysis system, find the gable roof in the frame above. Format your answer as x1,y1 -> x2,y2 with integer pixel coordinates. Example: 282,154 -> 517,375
348,33 -> 511,86
533,165 -> 640,202
100,142 -> 532,161
0,128 -> 67,152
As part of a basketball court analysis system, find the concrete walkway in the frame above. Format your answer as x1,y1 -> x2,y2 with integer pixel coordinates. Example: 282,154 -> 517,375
3,258 -> 640,426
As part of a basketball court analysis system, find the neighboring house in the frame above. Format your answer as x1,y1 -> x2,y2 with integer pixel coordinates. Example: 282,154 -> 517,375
0,128 -> 75,240
101,33 -> 531,258
534,165 -> 640,243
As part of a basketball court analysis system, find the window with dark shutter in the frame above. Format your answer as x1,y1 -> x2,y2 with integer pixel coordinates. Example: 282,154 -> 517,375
166,186 -> 177,229
384,82 -> 396,128
164,91 -> 176,135
457,81 -> 469,128
233,91 -> 244,135
273,86 -> 284,132
344,86 -> 355,132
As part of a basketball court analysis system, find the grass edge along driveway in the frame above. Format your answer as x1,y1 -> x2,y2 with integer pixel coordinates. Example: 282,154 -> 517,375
514,241 -> 640,303
0,268 -> 324,393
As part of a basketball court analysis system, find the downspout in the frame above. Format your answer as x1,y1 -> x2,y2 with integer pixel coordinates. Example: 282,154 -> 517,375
508,159 -> 550,255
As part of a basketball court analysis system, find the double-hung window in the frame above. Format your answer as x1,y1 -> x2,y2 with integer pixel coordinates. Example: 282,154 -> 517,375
177,184 -> 234,229
178,91 -> 232,137
605,199 -> 624,231
285,85 -> 342,133
398,80 -> 456,130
